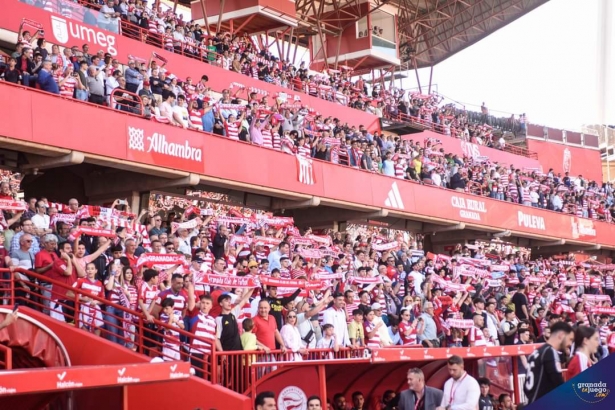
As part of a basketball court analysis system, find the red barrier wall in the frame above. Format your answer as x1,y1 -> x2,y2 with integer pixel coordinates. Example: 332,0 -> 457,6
404,131 -> 542,171
526,139 -> 603,183
13,308 -> 251,410
0,0 -> 380,131
1,82 -> 615,249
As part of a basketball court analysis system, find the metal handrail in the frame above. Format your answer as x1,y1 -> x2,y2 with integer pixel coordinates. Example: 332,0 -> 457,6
0,267 -> 371,393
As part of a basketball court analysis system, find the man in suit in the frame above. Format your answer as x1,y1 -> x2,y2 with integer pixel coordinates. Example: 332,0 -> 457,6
397,368 -> 444,410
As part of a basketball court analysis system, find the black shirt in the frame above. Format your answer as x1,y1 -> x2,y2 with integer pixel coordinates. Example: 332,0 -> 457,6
413,391 -> 425,410
524,343 -> 564,404
512,291 -> 529,320
266,289 -> 302,330
219,312 -> 242,351
479,395 -> 495,410
2,68 -> 20,84
149,76 -> 164,95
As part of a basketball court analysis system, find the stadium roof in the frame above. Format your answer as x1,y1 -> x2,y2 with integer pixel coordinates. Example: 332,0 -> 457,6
394,0 -> 550,68
186,0 -> 550,69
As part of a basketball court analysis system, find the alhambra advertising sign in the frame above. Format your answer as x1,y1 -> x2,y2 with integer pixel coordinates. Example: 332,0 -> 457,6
126,123 -> 204,173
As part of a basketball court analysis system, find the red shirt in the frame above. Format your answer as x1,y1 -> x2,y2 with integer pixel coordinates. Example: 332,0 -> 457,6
399,321 -> 418,345
73,277 -> 104,298
44,256 -> 75,300
253,314 -> 277,350
138,282 -> 158,312
468,325 -> 487,346
155,288 -> 189,317
35,250 -> 63,281
209,289 -> 224,318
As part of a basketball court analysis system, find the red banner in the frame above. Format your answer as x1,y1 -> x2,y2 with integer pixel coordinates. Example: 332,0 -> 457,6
72,227 -> 117,238
526,139 -> 602,183
259,276 -> 325,290
0,199 -> 27,211
136,253 -> 185,268
201,274 -> 260,288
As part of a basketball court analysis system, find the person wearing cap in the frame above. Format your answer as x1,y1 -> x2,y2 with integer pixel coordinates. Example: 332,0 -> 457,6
37,59 -> 59,94
215,288 -> 254,352
371,302 -> 394,346
247,260 -> 259,273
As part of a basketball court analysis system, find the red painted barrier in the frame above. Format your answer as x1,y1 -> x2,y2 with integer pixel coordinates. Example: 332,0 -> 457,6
526,139 -> 603,183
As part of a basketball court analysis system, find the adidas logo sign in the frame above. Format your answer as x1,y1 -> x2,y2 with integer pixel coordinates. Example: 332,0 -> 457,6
384,182 -> 405,210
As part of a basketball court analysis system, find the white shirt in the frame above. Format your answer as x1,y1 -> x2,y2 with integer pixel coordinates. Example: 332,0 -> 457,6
280,324 -> 303,355
410,270 -> 424,295
322,306 -> 350,347
440,372 -> 481,410
374,315 -> 393,346
31,213 -> 50,230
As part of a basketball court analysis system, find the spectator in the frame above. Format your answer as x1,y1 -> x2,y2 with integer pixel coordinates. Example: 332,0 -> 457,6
324,292 -> 351,347
566,325 -> 600,379
398,367 -> 444,410
37,59 -> 59,94
253,299 -> 286,353
99,0 -> 121,33
1,57 -> 20,84
417,301 -> 439,347
215,289 -> 253,351
86,66 -> 105,105
280,310 -> 307,360
10,219 -> 40,254
512,284 -> 529,321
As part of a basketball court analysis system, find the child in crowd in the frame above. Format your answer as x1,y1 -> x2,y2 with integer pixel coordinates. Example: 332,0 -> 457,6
160,298 -> 184,361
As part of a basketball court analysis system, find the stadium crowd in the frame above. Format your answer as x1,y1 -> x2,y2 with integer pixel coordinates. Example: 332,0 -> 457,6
11,0 -> 526,141
2,27 -> 610,221
0,180 -> 614,408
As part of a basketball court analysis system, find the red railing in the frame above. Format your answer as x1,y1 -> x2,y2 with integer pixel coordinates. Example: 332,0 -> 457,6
0,268 -> 373,393
110,88 -> 143,116
385,111 -> 539,160
502,143 -> 538,159
0,268 -> 216,379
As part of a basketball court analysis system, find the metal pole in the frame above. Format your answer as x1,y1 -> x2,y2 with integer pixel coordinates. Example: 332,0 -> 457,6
428,65 -> 434,94
512,357 -> 520,404
413,58 -> 422,94
318,364 -> 328,407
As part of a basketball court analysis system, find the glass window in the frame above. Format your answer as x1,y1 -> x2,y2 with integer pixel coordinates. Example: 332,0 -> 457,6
357,17 -> 368,39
